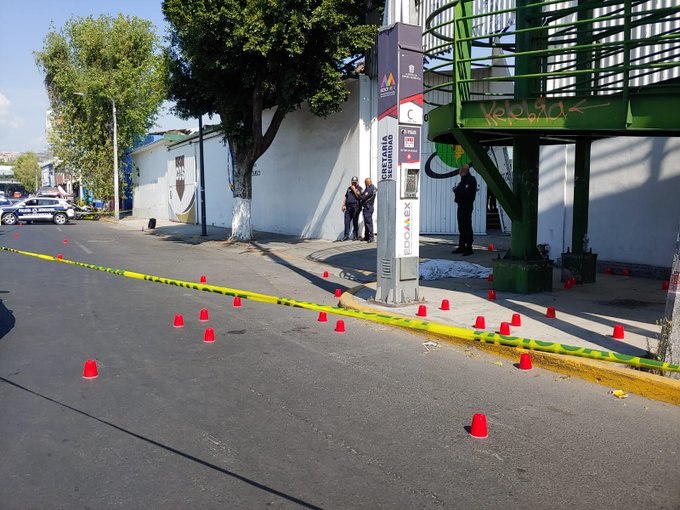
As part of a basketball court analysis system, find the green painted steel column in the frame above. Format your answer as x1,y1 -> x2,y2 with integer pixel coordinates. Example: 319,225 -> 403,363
563,138 -> 597,284
491,0 -> 552,292
572,0 -> 595,254
510,136 -> 540,259
509,0 -> 542,260
562,0 -> 598,285
454,0 -> 474,125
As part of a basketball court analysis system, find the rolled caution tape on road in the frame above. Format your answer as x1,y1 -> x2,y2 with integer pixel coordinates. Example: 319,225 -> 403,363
2,245 -> 679,373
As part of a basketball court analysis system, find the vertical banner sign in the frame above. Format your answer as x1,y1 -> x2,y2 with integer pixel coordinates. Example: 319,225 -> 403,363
378,28 -> 399,181
398,28 -> 424,127
395,24 -> 423,259
168,154 -> 196,224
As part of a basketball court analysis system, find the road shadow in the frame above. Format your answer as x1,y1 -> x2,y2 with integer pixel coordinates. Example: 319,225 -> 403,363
0,297 -> 15,340
499,298 -> 654,357
0,377 -> 321,510
148,224 -> 232,245
251,240 -> 347,295
148,225 -> 320,247
315,247 -> 377,278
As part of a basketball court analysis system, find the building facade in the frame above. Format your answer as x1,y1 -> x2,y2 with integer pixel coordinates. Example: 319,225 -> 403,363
132,75 -> 679,274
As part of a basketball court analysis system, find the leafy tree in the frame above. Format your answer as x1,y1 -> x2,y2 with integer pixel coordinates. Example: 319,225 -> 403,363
163,0 -> 380,240
35,15 -> 166,200
11,153 -> 39,194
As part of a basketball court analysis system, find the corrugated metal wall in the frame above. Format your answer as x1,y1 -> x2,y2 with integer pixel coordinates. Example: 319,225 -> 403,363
544,0 -> 680,95
418,0 -> 517,234
419,0 -> 517,55
421,72 -> 488,235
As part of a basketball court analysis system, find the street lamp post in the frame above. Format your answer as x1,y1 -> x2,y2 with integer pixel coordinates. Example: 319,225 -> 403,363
112,98 -> 119,220
198,114 -> 207,236
74,92 -> 119,219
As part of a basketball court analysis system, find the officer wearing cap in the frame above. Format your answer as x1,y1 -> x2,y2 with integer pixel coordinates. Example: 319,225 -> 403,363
341,176 -> 363,240
360,177 -> 376,242
452,163 -> 477,255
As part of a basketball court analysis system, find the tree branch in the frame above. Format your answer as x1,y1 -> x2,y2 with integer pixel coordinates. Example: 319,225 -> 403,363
259,106 -> 287,158
251,72 -> 264,159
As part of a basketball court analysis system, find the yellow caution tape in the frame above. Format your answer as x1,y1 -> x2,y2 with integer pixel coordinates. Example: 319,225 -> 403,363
2,245 -> 679,373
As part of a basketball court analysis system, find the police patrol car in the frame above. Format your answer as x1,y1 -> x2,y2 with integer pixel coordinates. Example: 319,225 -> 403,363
0,197 -> 75,225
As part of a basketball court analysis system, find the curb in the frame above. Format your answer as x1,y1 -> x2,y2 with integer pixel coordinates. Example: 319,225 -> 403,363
339,284 -> 680,406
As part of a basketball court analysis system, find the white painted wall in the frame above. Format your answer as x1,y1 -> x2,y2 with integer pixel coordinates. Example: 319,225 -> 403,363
539,137 -> 680,267
538,145 -> 572,255
131,140 -> 170,220
251,79 -> 363,239
132,82 -> 364,239
133,94 -> 680,270
200,134 -> 234,228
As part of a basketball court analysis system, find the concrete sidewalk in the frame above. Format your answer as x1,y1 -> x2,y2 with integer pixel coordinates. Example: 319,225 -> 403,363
110,216 -> 679,403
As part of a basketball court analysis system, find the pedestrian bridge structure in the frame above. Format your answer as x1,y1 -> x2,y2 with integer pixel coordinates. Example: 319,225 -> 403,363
423,0 -> 680,292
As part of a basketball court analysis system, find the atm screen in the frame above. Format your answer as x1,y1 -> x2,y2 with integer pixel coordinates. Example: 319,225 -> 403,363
404,169 -> 418,195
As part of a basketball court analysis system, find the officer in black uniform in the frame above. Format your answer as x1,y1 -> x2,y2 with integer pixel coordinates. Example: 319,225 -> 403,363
342,176 -> 363,240
360,177 -> 376,242
452,163 -> 477,255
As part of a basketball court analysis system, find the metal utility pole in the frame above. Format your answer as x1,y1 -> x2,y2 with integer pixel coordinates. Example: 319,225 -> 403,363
198,115 -> 207,236
112,98 -> 119,220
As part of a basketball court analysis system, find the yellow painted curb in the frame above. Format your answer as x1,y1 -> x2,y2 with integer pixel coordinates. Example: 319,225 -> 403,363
340,285 -> 680,406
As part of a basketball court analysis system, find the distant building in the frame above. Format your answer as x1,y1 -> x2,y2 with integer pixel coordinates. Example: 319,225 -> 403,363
131,69 -> 680,276
0,165 -> 26,197
0,152 -> 20,163
39,159 -> 55,187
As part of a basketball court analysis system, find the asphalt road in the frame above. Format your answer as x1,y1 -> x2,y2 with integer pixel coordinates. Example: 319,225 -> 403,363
1,220 -> 679,509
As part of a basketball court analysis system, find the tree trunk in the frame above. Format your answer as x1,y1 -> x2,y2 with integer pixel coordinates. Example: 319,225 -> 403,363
231,145 -> 255,241
663,220 -> 680,378
222,100 -> 287,241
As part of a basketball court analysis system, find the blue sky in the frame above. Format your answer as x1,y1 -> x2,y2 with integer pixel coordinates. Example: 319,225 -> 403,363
0,0 -> 196,153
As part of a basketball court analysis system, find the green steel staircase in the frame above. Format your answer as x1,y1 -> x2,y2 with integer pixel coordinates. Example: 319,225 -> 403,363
425,0 -> 680,292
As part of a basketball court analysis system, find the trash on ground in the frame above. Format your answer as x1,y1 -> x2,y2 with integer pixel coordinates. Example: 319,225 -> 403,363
609,389 -> 629,399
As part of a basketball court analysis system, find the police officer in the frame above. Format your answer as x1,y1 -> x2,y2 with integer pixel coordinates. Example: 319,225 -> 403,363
360,177 -> 376,242
342,176 -> 363,240
452,163 -> 477,255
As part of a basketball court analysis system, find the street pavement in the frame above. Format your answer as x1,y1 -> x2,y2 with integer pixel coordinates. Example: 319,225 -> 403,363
127,217 -> 669,358
0,218 -> 679,509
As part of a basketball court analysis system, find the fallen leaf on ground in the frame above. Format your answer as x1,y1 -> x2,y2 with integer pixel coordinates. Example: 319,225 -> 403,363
609,389 -> 628,399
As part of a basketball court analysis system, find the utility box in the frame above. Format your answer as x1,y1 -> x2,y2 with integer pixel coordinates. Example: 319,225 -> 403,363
374,22 -> 424,305
561,251 -> 598,283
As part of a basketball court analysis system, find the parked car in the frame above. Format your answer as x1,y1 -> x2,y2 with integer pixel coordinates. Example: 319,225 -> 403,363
71,203 -> 101,221
0,197 -> 75,225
